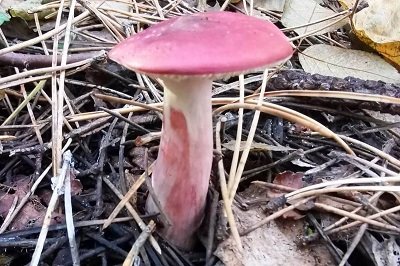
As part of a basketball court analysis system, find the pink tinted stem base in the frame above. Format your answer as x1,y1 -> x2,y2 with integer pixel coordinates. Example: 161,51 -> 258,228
146,77 -> 213,249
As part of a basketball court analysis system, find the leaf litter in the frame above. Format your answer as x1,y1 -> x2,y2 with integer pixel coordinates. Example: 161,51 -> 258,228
0,0 -> 399,265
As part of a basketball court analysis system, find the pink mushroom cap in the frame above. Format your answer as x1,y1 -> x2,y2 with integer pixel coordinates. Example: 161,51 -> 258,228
108,11 -> 293,77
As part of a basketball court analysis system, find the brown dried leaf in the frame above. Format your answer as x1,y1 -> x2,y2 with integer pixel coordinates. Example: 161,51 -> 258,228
273,171 -> 304,189
0,176 -> 64,231
267,171 -> 304,198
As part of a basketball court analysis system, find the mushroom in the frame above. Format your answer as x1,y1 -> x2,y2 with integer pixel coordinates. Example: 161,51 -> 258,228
108,11 -> 293,249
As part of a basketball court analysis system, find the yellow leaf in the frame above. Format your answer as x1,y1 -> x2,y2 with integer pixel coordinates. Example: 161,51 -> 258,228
353,0 -> 400,67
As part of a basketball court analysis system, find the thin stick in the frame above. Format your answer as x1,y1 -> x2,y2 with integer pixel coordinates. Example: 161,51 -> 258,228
0,51 -> 100,68
215,118 -> 243,252
338,135 -> 400,168
338,224 -> 367,266
315,202 -> 400,233
250,90 -> 400,105
228,70 -> 269,203
93,93 -> 163,113
323,192 -> 383,232
102,177 -> 162,254
70,87 -> 400,122
30,151 -> 73,266
289,186 -> 400,202
0,54 -> 103,86
213,102 -> 354,155
19,84 -> 44,145
219,0 -> 231,11
1,74 -> 52,89
241,197 -> 314,236
152,0 -> 165,18
286,176 -> 400,199
1,81 -> 46,126
227,74 -> 245,193
50,0 -> 65,178
327,204 -> 400,235
34,12 -> 50,56
0,135 -> 16,141
339,153 -> 398,176
64,153 -> 80,266
1,217 -> 134,238
122,221 -> 156,266
66,97 -> 239,122
0,30 -> 43,144
54,0 -> 78,177
102,163 -> 154,229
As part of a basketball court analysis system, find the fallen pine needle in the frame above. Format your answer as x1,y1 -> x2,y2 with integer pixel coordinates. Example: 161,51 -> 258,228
102,162 -> 154,230
215,118 -> 243,252
103,176 -> 162,254
241,197 -> 315,236
31,150 -> 73,266
326,204 -> 400,234
122,220 -> 156,266
64,151 -> 80,266
286,176 -> 400,199
213,102 -> 354,155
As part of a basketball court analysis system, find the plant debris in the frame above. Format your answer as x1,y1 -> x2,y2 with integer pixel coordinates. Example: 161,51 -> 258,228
0,0 -> 399,265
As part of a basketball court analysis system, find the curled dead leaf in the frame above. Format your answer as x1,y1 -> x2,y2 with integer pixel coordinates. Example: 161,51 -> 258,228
267,171 -> 304,199
353,0 -> 400,67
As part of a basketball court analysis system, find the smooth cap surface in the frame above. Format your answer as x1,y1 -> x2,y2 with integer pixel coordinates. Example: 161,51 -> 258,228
109,11 -> 293,77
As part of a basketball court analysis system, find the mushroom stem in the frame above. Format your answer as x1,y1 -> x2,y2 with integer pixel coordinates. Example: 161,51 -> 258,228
146,77 -> 213,249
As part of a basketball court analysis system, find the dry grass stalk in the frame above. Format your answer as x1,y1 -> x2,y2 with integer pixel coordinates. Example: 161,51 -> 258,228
102,163 -> 154,229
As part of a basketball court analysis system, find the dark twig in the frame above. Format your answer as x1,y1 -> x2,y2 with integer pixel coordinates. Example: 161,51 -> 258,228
86,232 -> 129,257
205,189 -> 219,266
98,106 -> 150,134
66,235 -> 133,265
123,220 -> 156,265
306,213 -> 349,266
92,118 -> 119,218
269,70 -> 400,97
267,70 -> 400,115
0,51 -> 100,68
241,149 -> 304,182
39,236 -> 69,262
0,237 -> 58,248
118,112 -> 132,195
